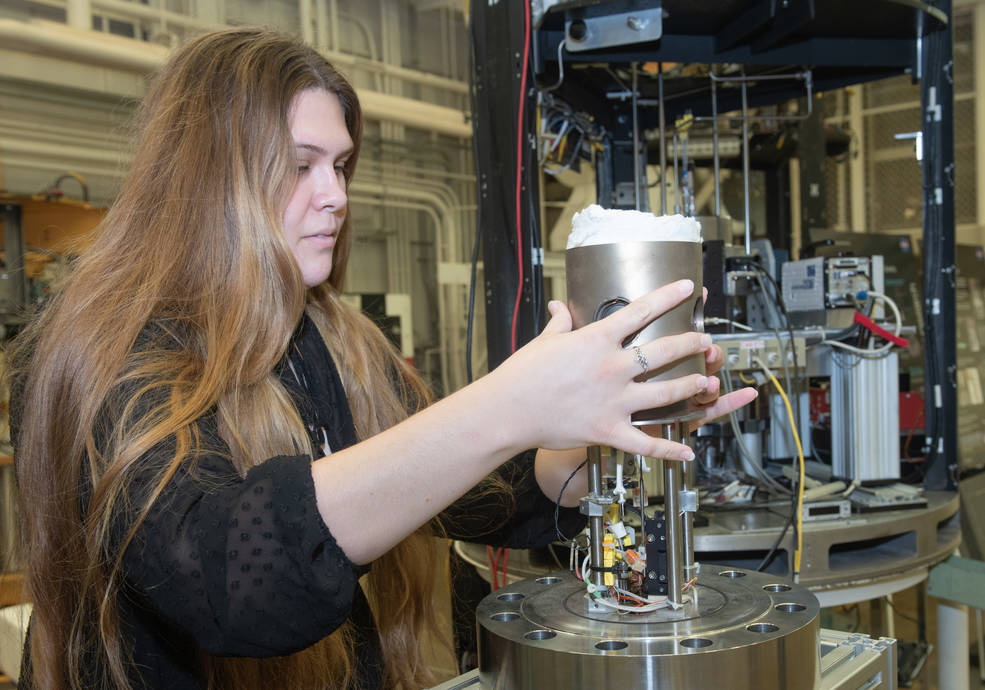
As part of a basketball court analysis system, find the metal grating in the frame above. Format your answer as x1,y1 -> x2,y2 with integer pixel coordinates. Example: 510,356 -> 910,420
865,106 -> 922,231
954,98 -> 977,227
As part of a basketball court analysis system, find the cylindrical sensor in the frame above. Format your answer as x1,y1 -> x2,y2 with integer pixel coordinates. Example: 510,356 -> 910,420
565,205 -> 705,425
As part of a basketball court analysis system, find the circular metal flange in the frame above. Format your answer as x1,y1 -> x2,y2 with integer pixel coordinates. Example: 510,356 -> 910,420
477,565 -> 820,689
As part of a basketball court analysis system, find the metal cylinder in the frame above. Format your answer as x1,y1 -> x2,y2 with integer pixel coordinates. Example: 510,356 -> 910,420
742,423 -> 764,479
662,424 -> 684,606
477,567 -> 821,690
674,422 -> 698,582
586,445 -> 605,588
566,240 -> 705,424
741,74 -> 752,255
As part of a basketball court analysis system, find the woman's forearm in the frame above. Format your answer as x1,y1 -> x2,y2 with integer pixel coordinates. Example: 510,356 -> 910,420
534,448 -> 588,508
311,371 -> 532,564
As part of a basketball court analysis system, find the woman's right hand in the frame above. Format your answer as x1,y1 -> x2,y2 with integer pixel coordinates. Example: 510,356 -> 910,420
489,279 -> 752,461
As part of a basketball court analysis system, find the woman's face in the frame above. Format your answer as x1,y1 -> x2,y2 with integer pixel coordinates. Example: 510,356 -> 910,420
283,88 -> 354,287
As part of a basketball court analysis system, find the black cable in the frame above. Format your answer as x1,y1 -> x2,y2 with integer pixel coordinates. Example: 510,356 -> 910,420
756,491 -> 797,574
465,3 -> 482,384
741,258 -> 805,448
528,187 -> 543,334
554,458 -> 588,543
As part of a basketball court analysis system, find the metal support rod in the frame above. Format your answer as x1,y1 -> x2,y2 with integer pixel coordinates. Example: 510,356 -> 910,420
658,64 -> 667,215
587,445 -> 605,588
632,62 -> 642,211
682,129 -> 692,216
938,601 -> 969,690
662,424 -> 684,606
709,70 -> 811,82
623,70 -> 814,124
741,71 -> 752,255
66,0 -> 92,29
680,426 -> 697,582
1,204 -> 26,315
976,608 -> 985,683
672,132 -> 681,215
711,73 -> 721,217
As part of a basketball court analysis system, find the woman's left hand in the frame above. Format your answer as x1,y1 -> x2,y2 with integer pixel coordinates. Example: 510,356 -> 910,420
686,288 -> 755,430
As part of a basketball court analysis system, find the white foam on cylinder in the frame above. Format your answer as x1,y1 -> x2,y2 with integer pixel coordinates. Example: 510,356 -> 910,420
567,204 -> 703,248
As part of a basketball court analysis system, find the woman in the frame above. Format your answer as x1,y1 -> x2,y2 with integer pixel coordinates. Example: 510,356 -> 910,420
8,28 -> 752,689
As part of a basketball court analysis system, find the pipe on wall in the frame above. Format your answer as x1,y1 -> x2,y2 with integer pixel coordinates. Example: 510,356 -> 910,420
0,19 -> 472,138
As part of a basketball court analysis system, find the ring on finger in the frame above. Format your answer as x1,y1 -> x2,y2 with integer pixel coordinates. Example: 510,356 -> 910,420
632,345 -> 649,373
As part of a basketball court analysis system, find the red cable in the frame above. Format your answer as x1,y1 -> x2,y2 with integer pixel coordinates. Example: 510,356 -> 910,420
509,0 -> 531,354
501,548 -> 509,588
853,311 -> 909,348
486,545 -> 500,590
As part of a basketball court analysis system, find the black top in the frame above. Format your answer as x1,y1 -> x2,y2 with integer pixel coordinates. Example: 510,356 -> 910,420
18,314 -> 583,688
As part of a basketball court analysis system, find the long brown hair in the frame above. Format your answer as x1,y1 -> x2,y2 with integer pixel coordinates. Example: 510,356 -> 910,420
9,28 -> 446,689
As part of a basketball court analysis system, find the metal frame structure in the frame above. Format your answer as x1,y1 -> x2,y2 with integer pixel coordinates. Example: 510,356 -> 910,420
470,0 -> 957,490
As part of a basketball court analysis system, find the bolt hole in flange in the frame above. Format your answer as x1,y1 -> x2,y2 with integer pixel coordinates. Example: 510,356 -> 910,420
680,638 -> 714,648
747,623 -> 780,634
490,612 -> 520,622
536,576 -> 562,585
497,592 -> 525,602
719,570 -> 746,579
763,584 -> 791,593
595,640 -> 628,651
525,630 -> 557,641
775,603 -> 807,613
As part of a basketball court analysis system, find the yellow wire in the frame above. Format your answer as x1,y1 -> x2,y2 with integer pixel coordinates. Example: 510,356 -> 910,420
755,359 -> 805,579
739,371 -> 757,385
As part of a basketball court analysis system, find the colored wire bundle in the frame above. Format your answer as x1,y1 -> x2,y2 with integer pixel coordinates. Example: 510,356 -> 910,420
753,356 -> 805,580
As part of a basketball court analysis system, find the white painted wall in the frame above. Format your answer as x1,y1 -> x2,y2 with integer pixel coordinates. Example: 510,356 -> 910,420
0,0 -> 476,392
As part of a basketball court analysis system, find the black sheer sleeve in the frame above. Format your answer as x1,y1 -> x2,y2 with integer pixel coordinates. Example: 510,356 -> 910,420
439,450 -> 586,548
115,415 -> 359,658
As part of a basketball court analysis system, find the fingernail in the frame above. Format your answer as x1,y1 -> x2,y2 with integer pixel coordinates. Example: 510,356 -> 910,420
678,279 -> 694,295
547,300 -> 560,315
680,448 -> 695,461
700,333 -> 712,348
696,375 -> 708,390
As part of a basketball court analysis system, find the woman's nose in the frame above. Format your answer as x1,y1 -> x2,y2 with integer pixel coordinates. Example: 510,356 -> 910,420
313,172 -> 347,211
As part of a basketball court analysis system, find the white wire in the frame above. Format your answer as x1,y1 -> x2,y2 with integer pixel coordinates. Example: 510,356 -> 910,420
705,317 -> 752,331
544,39 -> 566,91
614,460 -> 626,504
591,594 -> 670,613
721,357 -> 793,496
612,585 -> 668,606
822,339 -> 894,356
818,290 -> 903,357
865,290 -> 902,335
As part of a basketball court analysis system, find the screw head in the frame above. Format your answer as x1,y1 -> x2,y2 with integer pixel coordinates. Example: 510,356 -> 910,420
568,19 -> 588,41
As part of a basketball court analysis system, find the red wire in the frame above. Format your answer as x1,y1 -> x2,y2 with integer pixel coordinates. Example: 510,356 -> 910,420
486,545 -> 500,591
509,0 -> 531,354
486,546 -> 511,590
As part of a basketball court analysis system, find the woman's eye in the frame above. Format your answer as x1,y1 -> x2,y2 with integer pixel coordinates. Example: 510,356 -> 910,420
298,163 -> 310,174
